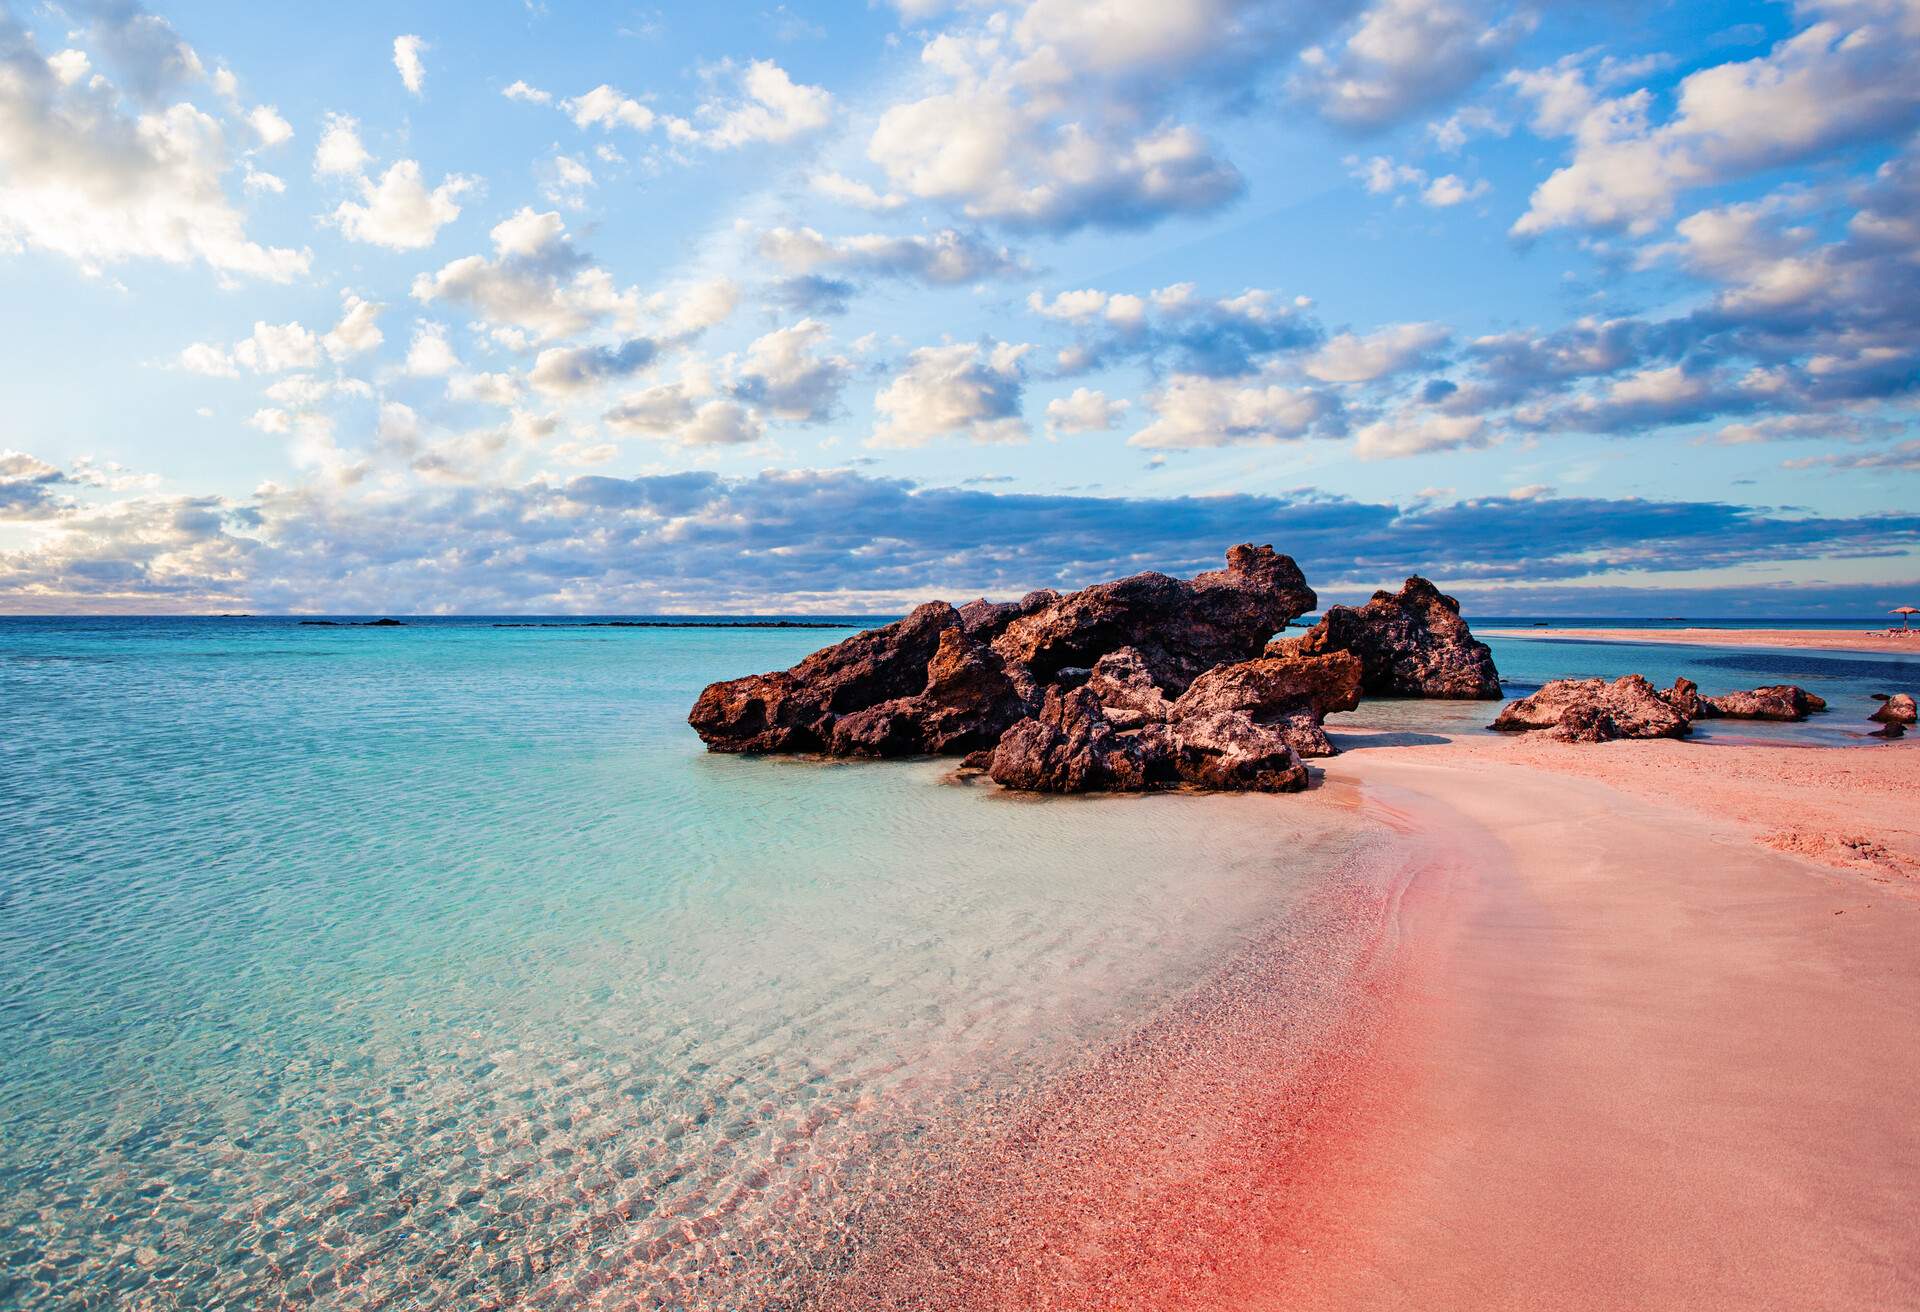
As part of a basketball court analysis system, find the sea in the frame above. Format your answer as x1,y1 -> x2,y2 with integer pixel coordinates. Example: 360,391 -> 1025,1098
1,614 -> 1912,1309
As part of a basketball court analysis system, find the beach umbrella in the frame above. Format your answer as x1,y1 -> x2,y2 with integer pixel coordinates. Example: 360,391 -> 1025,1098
1892,606 -> 1919,629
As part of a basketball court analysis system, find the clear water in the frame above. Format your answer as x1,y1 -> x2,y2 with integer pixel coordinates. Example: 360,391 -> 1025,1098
2,615 -> 1905,1310
0,617 -> 1381,1310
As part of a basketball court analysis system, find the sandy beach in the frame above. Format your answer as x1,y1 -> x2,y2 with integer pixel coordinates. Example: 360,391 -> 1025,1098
1484,626 -> 1920,657
1264,732 -> 1920,1309
793,722 -> 1920,1309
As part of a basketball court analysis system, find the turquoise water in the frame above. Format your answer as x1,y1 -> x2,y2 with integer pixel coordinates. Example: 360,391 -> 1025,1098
0,618 -> 1381,1310
2,616 -> 1910,1309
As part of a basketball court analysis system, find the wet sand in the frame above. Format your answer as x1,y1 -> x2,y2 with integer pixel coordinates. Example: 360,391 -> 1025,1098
1484,626 -> 1920,656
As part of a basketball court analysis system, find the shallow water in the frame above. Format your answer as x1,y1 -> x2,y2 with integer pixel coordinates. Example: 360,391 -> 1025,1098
0,618 -> 1378,1310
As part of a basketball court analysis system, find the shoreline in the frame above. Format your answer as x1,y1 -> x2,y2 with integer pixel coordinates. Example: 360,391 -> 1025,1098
1483,625 -> 1920,656
814,727 -> 1920,1307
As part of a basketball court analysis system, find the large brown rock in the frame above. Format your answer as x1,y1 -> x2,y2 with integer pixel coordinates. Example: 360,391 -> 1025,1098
1701,684 -> 1828,721
991,544 -> 1316,695
983,648 -> 1355,793
1870,692 -> 1917,725
1169,651 -> 1362,759
1272,576 -> 1500,699
688,600 -> 968,754
986,686 -> 1170,793
1491,675 -> 1695,743
689,545 -> 1318,759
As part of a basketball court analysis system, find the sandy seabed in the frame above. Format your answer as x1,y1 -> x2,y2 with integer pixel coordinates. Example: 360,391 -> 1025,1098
1484,625 -> 1920,656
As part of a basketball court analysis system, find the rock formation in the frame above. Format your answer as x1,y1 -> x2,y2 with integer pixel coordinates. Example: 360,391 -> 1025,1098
1700,684 -> 1828,721
1870,692 -> 1917,726
688,545 -> 1325,785
983,647 -> 1363,794
1491,675 -> 1696,743
1270,576 -> 1500,699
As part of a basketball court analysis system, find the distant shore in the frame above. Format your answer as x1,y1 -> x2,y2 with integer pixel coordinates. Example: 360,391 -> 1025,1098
1485,625 -> 1920,656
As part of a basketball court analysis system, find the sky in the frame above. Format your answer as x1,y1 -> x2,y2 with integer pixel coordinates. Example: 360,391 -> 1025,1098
2,0 -> 1918,615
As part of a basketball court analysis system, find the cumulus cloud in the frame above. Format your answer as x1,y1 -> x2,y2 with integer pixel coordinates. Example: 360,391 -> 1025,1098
669,58 -> 832,147
810,172 -> 908,211
1125,373 -> 1343,448
405,322 -> 460,376
313,112 -> 370,175
1512,6 -> 1920,237
527,339 -> 660,396
564,84 -> 656,132
0,13 -> 307,280
759,225 -> 1026,287
864,8 -> 1271,232
322,293 -> 384,360
393,35 -> 426,96
248,104 -> 292,146
732,319 -> 852,422
1294,0 -> 1530,129
1045,387 -> 1129,435
412,208 -> 642,343
328,160 -> 474,250
1031,282 -> 1320,377
1352,408 -> 1490,459
1305,321 -> 1449,382
871,341 -> 1030,447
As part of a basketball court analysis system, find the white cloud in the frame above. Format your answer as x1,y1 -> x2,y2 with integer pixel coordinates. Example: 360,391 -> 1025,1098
1045,386 -> 1129,435
1513,8 -> 1920,237
1126,374 -> 1341,449
865,18 -> 1245,231
735,318 -> 851,421
671,59 -> 832,148
313,113 -> 370,175
682,400 -> 765,446
759,225 -> 1024,285
447,372 -> 521,406
871,341 -> 1030,447
1306,321 -> 1450,382
564,85 -> 656,132
649,277 -> 742,335
1422,173 -> 1488,206
0,28 -> 308,281
406,323 -> 460,376
412,209 -> 642,343
323,294 -> 385,360
1352,409 -> 1490,459
394,35 -> 427,96
234,321 -> 321,373
1294,0 -> 1530,129
179,341 -> 238,377
545,154 -> 595,208
248,105 -> 293,147
810,172 -> 908,211
503,80 -> 552,105
330,160 -> 474,250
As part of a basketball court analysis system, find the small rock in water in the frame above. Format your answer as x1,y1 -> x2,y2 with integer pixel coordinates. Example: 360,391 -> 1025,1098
1869,692 -> 1917,725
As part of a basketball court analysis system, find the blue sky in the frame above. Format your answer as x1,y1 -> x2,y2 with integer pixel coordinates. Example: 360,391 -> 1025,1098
2,0 -> 1918,614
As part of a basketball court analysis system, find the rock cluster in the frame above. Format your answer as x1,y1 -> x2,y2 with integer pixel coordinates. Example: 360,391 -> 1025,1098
1270,576 -> 1501,699
1493,676 -> 1830,742
689,545 -> 1473,792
